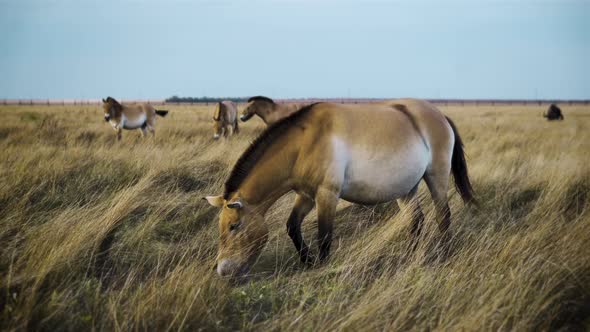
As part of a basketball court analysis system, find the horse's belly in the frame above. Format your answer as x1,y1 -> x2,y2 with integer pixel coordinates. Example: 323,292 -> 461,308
122,113 -> 147,129
339,144 -> 429,204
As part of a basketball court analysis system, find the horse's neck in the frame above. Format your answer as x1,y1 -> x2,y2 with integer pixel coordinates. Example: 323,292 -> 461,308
250,184 -> 293,216
111,104 -> 124,118
277,103 -> 296,114
256,104 -> 276,124
262,103 -> 290,124
281,103 -> 301,117
239,135 -> 299,213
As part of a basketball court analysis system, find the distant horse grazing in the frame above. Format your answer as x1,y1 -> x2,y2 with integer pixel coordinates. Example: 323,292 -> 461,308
213,101 -> 239,140
205,99 -> 475,277
240,96 -> 305,126
102,97 -> 168,141
544,104 -> 564,121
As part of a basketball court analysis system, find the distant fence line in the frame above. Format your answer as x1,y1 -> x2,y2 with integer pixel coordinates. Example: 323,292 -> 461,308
0,99 -> 166,106
1,99 -> 589,106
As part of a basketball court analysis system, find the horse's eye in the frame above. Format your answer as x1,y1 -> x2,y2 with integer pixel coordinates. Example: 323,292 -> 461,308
229,221 -> 241,231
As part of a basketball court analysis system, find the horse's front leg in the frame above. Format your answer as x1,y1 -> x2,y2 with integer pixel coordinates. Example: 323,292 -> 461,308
315,186 -> 339,262
116,127 -> 122,141
286,194 -> 315,264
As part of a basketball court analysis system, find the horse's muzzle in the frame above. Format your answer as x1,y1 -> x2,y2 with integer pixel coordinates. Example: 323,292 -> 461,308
216,259 -> 249,277
240,113 -> 253,122
104,115 -> 110,122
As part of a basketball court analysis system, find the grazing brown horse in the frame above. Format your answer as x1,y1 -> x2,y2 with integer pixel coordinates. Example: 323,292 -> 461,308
205,99 -> 475,277
240,96 -> 305,126
544,104 -> 564,121
102,97 -> 168,141
213,101 -> 239,139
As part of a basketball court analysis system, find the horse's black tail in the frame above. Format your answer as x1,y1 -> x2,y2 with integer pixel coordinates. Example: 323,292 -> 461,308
446,116 -> 476,205
156,110 -> 169,117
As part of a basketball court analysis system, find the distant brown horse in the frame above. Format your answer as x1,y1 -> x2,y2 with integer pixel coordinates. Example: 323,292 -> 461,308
213,101 -> 239,140
240,96 -> 305,126
544,104 -> 564,121
102,97 -> 168,140
205,99 -> 475,277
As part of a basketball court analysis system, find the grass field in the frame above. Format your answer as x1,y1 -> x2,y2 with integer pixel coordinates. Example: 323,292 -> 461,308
1,103 -> 589,331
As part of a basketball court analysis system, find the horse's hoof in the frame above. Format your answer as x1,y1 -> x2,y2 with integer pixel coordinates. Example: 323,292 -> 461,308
301,254 -> 317,267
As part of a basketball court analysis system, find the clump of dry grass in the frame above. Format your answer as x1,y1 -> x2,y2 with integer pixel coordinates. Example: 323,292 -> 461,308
1,103 -> 589,331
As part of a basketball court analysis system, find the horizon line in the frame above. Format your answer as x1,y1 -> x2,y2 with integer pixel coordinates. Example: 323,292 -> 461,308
2,98 -> 589,106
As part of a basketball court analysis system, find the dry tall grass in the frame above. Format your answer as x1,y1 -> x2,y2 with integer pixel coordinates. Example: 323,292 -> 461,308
0,103 -> 589,331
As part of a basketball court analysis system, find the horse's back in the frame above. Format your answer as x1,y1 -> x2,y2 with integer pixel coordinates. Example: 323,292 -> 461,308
381,99 -> 454,157
309,100 -> 452,151
123,103 -> 156,117
294,100 -> 454,203
221,101 -> 238,122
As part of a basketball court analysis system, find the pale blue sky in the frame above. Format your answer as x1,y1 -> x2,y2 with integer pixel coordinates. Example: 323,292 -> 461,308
0,0 -> 588,99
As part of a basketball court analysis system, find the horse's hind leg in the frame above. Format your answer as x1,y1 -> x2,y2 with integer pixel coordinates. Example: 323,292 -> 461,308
233,119 -> 239,134
287,194 -> 315,264
397,183 -> 424,239
424,170 -> 451,234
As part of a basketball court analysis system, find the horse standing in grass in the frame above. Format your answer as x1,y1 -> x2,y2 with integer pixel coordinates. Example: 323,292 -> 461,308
205,99 -> 475,277
102,97 -> 168,141
240,96 -> 305,126
544,104 -> 564,121
212,101 -> 239,140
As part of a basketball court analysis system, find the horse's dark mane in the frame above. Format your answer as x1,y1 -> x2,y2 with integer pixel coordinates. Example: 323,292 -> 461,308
105,97 -> 123,112
247,96 -> 275,104
106,96 -> 118,104
105,96 -> 123,108
223,102 -> 321,199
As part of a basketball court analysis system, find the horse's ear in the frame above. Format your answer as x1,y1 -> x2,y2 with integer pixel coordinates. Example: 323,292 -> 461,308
102,98 -> 106,103
203,195 -> 224,208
